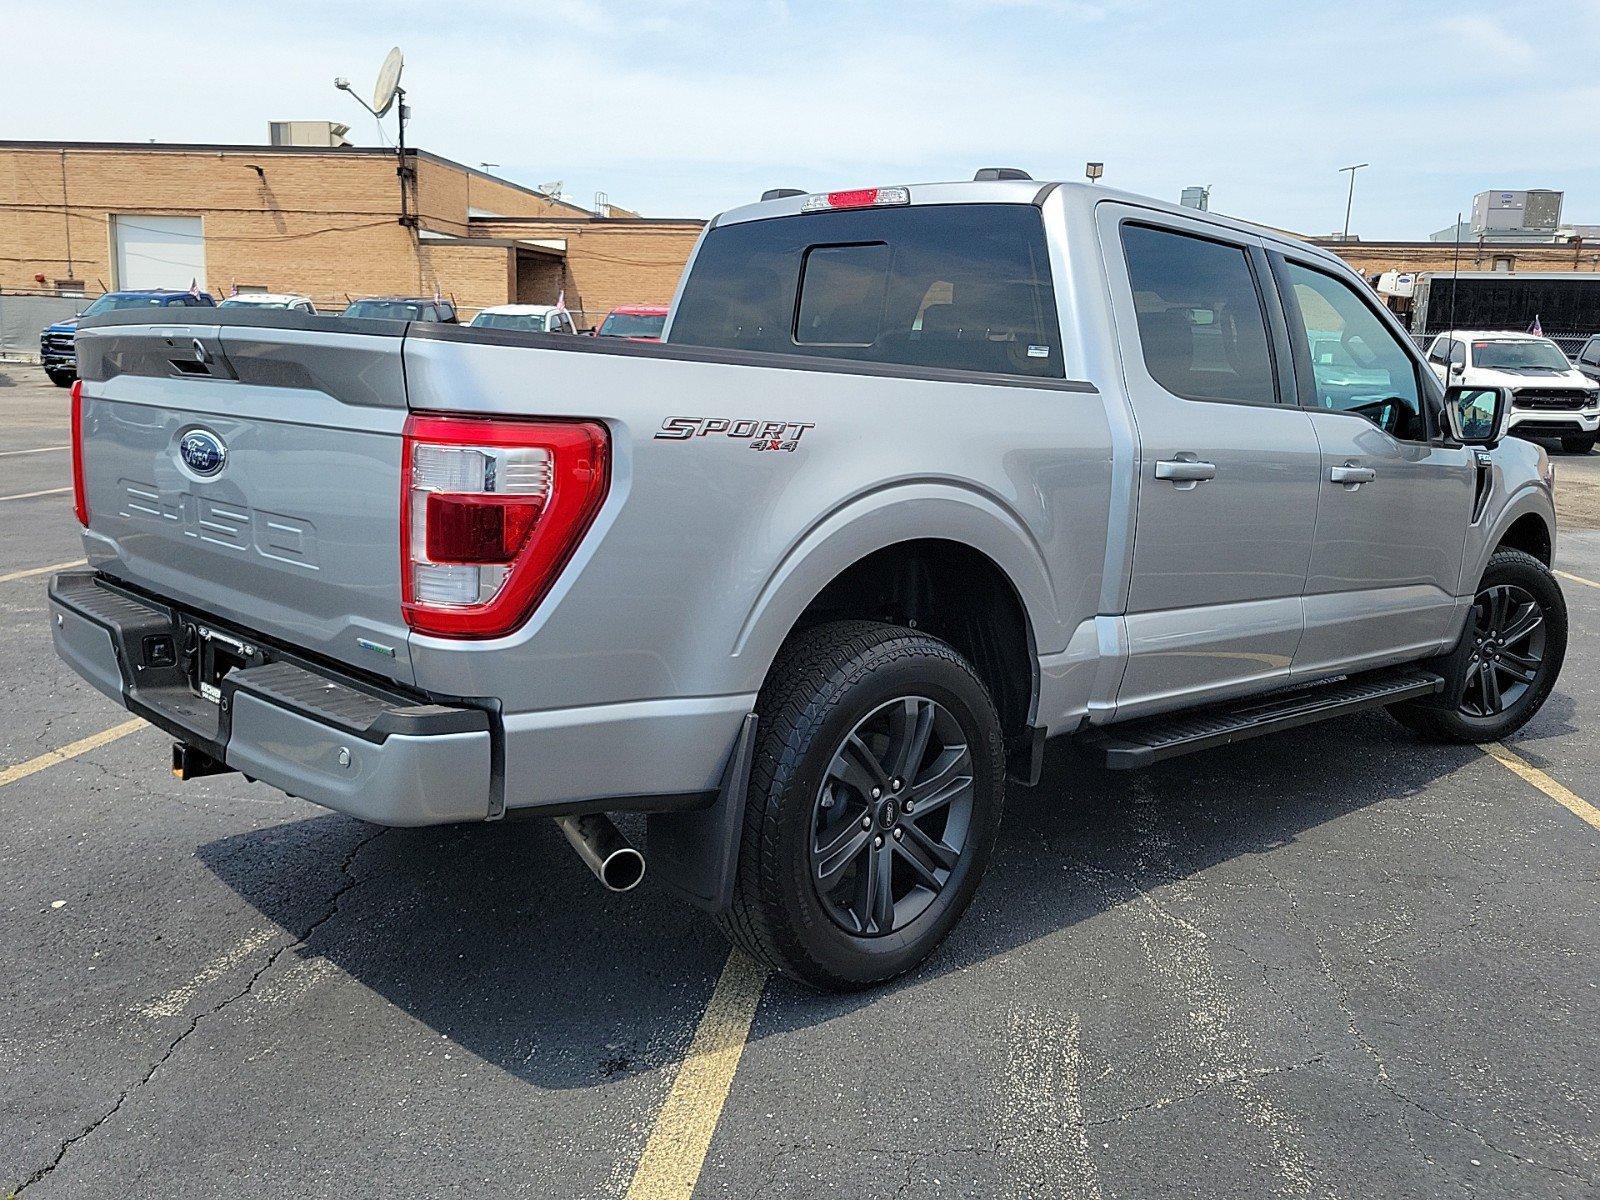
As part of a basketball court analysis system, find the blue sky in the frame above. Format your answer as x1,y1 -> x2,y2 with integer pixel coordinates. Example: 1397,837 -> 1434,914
8,0 -> 1599,238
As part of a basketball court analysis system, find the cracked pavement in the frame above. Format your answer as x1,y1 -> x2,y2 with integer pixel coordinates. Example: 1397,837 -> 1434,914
2,371 -> 1598,1198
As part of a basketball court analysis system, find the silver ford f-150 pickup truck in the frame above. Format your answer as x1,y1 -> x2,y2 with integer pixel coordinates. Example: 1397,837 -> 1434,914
51,174 -> 1567,990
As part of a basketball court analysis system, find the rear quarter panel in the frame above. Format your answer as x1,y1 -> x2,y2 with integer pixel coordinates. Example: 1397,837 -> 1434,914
401,334 -> 1116,718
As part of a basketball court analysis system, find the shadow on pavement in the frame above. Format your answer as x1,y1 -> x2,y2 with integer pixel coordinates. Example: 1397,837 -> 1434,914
195,707 -> 1495,1093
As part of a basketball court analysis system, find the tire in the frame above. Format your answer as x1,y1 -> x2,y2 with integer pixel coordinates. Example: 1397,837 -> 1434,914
1560,434 -> 1597,455
718,620 -> 1006,991
46,370 -> 74,388
1389,548 -> 1567,742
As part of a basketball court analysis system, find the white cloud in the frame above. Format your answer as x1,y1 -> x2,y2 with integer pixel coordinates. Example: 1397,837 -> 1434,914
1439,15 -> 1536,66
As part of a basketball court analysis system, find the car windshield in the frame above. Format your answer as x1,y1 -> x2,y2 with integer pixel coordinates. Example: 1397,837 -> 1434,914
80,294 -> 177,315
598,313 -> 666,338
471,312 -> 547,331
1472,339 -> 1570,370
219,297 -> 288,308
343,300 -> 426,320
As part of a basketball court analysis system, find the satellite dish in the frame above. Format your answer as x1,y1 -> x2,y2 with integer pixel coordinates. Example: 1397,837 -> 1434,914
372,47 -> 404,117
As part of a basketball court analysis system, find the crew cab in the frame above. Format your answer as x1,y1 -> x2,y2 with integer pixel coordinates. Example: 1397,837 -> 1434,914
52,175 -> 1567,991
1426,329 -> 1599,454
40,289 -> 217,387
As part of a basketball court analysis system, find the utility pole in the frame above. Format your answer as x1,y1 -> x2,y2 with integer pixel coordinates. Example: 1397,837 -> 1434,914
1340,163 -> 1368,242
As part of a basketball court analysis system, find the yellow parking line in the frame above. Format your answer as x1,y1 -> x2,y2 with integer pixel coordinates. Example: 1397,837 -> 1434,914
0,718 -> 147,789
1481,742 -> 1600,833
0,559 -> 85,585
1555,569 -> 1600,592
625,951 -> 768,1200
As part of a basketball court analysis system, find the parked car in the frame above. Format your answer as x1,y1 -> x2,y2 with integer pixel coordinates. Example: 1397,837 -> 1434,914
40,289 -> 216,387
340,297 -> 458,323
469,304 -> 577,334
1572,333 -> 1600,396
594,304 -> 668,341
1425,330 -> 1599,454
53,175 -> 1566,991
218,293 -> 317,314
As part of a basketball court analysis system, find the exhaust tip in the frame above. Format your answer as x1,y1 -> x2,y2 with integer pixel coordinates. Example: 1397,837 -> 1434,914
600,847 -> 646,892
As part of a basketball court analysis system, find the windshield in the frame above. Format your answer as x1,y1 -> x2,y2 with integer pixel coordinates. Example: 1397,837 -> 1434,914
343,300 -> 426,321
471,312 -> 547,331
598,312 -> 666,338
219,297 -> 289,308
80,294 -> 178,315
1472,339 -> 1571,371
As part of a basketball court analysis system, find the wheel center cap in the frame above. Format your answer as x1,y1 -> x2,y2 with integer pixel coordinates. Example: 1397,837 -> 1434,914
878,799 -> 899,829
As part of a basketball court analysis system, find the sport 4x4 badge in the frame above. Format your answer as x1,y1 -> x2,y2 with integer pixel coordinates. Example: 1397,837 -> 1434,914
655,417 -> 815,453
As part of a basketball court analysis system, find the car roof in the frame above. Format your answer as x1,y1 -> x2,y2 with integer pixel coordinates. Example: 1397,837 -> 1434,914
609,304 -> 669,315
1440,330 -> 1559,343
475,304 -> 559,316
348,296 -> 443,304
712,178 -> 1347,271
220,293 -> 308,303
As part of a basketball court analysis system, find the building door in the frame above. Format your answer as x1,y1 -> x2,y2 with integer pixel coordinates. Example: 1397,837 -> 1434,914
111,215 -> 205,290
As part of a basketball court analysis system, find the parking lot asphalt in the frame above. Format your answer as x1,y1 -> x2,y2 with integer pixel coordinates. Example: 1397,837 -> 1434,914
1,363 -> 1597,1199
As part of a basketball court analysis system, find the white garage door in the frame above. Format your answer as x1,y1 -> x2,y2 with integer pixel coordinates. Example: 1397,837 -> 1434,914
111,215 -> 206,291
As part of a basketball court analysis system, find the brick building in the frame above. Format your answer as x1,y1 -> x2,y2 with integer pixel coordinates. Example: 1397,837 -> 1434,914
0,139 -> 705,328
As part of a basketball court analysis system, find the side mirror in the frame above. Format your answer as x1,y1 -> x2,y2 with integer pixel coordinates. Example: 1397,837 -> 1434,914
1449,360 -> 1464,376
1445,385 -> 1511,447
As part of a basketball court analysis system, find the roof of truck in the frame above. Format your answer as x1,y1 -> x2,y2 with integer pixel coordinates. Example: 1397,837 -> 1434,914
1433,330 -> 1562,343
713,177 -> 1345,269
475,304 -> 561,316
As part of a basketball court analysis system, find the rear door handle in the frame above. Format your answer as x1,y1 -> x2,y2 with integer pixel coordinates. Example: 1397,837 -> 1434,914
1330,463 -> 1377,487
1154,459 -> 1217,483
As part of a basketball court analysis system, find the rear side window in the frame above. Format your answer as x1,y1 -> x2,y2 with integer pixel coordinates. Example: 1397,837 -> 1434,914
670,204 -> 1062,379
1120,224 -> 1277,405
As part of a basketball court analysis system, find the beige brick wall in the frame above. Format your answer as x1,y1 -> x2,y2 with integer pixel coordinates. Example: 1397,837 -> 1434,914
0,144 -> 603,313
475,218 -> 704,328
1318,239 -> 1600,277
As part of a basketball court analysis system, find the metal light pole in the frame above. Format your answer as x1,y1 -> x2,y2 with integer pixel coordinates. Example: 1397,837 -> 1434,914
1340,163 -> 1368,242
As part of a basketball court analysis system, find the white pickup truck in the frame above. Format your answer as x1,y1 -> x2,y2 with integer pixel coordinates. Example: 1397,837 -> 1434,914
51,174 -> 1566,989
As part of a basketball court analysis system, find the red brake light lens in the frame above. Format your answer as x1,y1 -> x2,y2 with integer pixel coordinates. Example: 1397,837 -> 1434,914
401,414 -> 609,638
70,379 -> 88,527
801,186 -> 911,213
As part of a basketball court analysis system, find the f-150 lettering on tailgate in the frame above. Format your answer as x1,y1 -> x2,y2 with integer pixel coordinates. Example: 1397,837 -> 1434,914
119,480 -> 319,569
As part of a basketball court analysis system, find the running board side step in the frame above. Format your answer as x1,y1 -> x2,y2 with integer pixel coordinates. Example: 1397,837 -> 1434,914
1084,668 -> 1445,770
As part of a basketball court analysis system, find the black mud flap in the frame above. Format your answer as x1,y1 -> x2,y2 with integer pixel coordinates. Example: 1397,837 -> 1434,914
646,713 -> 757,915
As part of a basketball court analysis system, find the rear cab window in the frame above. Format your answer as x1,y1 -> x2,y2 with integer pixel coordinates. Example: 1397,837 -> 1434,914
670,203 -> 1063,379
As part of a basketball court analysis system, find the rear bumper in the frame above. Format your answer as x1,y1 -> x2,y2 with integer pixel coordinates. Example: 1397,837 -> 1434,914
49,570 -> 494,826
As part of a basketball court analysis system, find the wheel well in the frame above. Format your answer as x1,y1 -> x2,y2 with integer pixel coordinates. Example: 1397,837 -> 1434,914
1497,513 -> 1552,565
787,539 -> 1036,746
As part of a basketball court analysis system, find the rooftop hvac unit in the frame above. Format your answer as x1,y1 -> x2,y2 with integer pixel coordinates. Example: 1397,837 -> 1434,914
268,121 -> 353,148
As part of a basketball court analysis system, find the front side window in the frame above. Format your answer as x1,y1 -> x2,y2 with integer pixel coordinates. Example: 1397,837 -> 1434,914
1581,338 -> 1600,366
1119,223 -> 1276,405
1277,259 -> 1426,440
671,203 -> 1062,379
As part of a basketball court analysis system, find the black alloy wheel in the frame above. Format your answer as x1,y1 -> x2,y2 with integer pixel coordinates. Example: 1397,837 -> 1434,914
811,696 -> 974,937
1459,583 -> 1547,718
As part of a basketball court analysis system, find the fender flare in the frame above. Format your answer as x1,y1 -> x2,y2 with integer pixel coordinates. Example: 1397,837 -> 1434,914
729,481 -> 1066,692
1473,482 -> 1555,583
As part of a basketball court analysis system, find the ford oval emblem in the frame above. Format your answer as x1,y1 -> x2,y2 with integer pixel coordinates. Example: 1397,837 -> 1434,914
179,429 -> 227,477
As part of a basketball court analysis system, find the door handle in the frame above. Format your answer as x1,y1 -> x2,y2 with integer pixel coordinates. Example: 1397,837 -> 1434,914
1154,459 -> 1217,483
1330,463 -> 1377,487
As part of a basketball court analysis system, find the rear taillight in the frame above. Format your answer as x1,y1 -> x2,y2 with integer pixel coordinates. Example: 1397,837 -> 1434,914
801,186 -> 910,213
401,413 -> 609,638
70,379 -> 88,527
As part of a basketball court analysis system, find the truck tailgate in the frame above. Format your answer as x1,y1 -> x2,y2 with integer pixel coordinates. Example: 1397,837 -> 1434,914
75,318 -> 417,685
